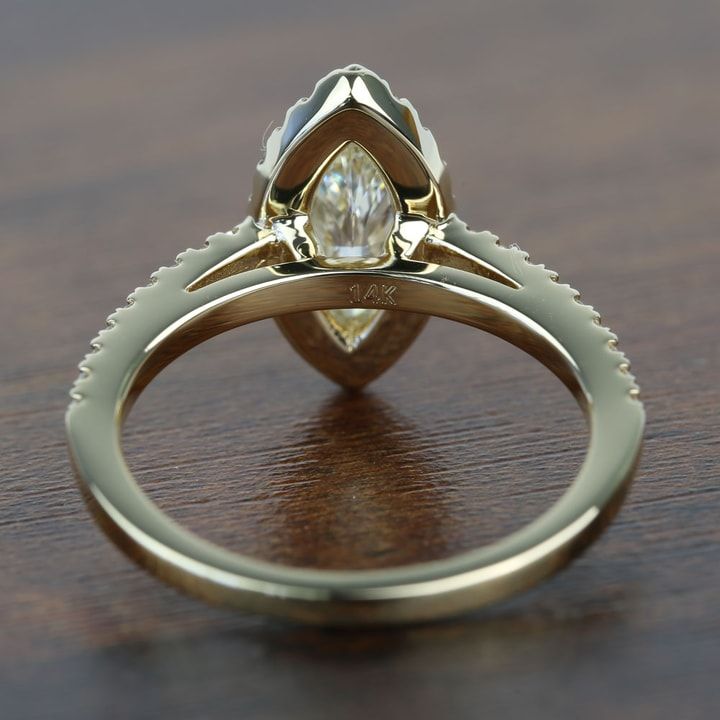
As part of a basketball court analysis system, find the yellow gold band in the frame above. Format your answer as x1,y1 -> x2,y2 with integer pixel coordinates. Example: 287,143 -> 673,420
66,216 -> 644,625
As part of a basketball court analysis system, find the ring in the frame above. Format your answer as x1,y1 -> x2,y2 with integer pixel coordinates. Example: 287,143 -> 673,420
66,65 -> 645,625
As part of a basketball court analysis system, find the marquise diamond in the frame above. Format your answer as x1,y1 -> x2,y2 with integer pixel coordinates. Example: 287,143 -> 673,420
309,142 -> 396,260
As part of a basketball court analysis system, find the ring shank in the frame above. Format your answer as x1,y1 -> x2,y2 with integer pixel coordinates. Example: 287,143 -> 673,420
67,259 -> 644,623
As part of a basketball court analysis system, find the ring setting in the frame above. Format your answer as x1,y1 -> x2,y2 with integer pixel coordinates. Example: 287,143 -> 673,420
66,65 -> 644,624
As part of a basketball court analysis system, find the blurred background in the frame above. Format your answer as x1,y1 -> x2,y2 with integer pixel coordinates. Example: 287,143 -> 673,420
2,1 -> 719,719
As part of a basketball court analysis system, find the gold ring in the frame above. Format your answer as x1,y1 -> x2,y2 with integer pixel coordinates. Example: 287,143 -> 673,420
66,66 -> 645,625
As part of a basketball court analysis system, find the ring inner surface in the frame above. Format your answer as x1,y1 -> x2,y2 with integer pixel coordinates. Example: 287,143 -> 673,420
112,267 -> 597,589
125,314 -> 584,571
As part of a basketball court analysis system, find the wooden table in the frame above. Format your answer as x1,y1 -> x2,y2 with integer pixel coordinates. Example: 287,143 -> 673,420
2,2 -> 718,718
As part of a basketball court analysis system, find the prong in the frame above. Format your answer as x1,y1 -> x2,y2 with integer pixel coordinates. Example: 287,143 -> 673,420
390,214 -> 432,258
269,213 -> 317,261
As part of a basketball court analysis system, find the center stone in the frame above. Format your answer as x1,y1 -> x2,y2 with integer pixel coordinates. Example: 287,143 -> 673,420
309,141 -> 396,260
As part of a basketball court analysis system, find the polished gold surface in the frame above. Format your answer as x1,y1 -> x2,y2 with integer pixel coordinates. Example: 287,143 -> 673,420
251,65 -> 452,222
66,66 -> 644,624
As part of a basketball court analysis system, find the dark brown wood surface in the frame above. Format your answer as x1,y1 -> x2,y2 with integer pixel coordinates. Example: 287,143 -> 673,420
2,2 -> 719,718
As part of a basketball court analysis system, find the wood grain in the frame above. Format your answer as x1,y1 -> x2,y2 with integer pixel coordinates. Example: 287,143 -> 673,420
1,1 -> 719,718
